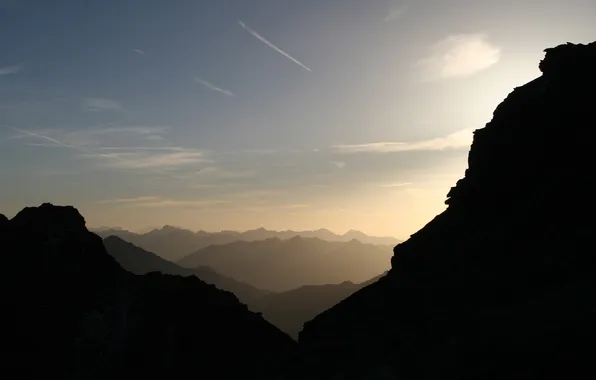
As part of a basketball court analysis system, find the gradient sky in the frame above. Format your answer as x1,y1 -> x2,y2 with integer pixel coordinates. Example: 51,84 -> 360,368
1,0 -> 595,238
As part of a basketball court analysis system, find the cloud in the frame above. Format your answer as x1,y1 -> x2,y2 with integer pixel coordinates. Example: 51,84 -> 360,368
83,98 -> 123,111
331,129 -> 473,154
193,77 -> 235,97
81,149 -> 209,170
98,196 -> 230,208
331,161 -> 346,169
418,33 -> 501,80
5,125 -> 209,171
0,65 -> 21,75
193,166 -> 256,179
382,182 -> 413,188
238,20 -> 312,72
384,5 -> 407,22
132,49 -> 146,55
282,204 -> 311,209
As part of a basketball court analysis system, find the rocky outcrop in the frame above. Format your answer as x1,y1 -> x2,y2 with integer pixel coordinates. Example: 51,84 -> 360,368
297,41 -> 596,379
0,204 -> 296,379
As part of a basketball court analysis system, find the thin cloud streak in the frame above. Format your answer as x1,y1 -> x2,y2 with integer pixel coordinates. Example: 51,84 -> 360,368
0,65 -> 21,75
4,125 -> 209,171
98,196 -> 231,208
132,49 -> 146,55
331,129 -> 474,154
193,77 -> 235,97
382,182 -> 413,188
238,20 -> 312,72
83,98 -> 123,111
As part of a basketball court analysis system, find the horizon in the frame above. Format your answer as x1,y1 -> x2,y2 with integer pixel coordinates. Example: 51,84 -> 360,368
1,0 -> 595,238
88,223 -> 402,239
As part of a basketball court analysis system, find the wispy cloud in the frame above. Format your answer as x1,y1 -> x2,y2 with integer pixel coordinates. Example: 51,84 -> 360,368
83,97 -> 123,112
418,33 -> 501,80
80,149 -> 209,170
0,65 -> 21,75
282,204 -> 311,209
417,34 -> 501,80
238,20 -> 312,72
193,77 -> 235,97
382,182 -> 413,188
331,161 -> 347,169
194,166 -> 256,179
98,196 -> 230,208
331,129 -> 473,154
132,49 -> 146,55
5,125 -> 209,171
384,4 -> 407,22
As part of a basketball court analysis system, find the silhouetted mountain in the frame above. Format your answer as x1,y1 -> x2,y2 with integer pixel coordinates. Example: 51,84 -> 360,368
97,228 -> 244,262
1,203 -> 295,379
249,272 -> 387,340
97,226 -> 400,262
293,41 -> 596,379
102,236 -> 270,302
177,236 -> 392,291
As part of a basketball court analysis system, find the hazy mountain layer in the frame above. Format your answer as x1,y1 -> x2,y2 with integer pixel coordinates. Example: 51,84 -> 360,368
95,226 -> 400,262
249,273 -> 386,340
177,237 -> 393,292
102,235 -> 270,302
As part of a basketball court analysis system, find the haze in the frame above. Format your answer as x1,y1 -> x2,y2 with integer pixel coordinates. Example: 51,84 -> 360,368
1,0 -> 595,238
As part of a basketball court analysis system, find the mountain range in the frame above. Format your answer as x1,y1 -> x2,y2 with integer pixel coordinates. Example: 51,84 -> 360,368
102,236 -> 270,302
5,40 -> 596,379
94,226 -> 400,262
101,235 -> 385,338
177,237 -> 392,292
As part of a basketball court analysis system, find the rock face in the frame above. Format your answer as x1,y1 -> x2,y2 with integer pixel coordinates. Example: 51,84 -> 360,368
0,204 -> 296,379
297,41 -> 596,379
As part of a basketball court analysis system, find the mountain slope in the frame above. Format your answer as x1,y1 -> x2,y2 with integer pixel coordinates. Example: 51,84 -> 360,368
1,203 -> 296,379
102,236 -> 270,302
178,237 -> 392,291
295,41 -> 596,379
249,272 -> 387,340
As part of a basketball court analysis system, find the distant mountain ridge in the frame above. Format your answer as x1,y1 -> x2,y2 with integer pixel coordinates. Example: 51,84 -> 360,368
177,236 -> 392,292
102,235 -> 270,302
93,225 -> 401,262
248,272 -> 387,340
101,235 -> 387,338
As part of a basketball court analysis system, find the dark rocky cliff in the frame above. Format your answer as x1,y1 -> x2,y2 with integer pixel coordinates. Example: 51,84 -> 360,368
297,41 -> 596,379
0,203 -> 296,379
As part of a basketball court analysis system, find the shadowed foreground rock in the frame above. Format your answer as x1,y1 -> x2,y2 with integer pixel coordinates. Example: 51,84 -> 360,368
297,41 -> 596,379
0,203 -> 296,379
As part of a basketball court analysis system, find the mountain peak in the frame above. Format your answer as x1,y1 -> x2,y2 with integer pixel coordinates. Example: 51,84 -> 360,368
539,41 -> 596,76
10,203 -> 87,237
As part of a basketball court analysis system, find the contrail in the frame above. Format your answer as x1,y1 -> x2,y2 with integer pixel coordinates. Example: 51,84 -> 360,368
238,20 -> 312,72
193,77 -> 236,97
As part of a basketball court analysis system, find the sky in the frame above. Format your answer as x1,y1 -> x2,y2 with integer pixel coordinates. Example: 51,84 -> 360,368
1,0 -> 595,238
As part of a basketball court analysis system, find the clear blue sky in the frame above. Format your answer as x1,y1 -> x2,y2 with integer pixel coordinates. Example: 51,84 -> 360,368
1,0 -> 595,237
